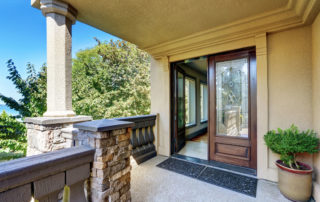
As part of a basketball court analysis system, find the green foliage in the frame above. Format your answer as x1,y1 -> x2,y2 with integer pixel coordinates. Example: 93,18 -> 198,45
264,124 -> 319,169
0,39 -> 150,161
0,111 -> 26,140
0,151 -> 25,162
0,111 -> 27,161
72,39 -> 151,119
0,60 -> 47,118
1,40 -> 150,120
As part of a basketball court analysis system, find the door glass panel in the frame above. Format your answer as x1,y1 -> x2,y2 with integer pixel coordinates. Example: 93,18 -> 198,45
216,58 -> 248,138
177,72 -> 184,130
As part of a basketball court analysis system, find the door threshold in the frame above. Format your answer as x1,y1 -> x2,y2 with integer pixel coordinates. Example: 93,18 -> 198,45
172,153 -> 257,177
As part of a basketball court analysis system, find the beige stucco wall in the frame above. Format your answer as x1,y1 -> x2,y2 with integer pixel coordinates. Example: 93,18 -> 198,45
312,12 -> 320,202
267,26 -> 314,171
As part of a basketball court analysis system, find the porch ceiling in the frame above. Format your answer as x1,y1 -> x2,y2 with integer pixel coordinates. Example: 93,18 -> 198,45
32,0 -> 320,57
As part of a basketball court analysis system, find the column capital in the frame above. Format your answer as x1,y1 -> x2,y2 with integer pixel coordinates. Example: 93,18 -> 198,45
40,0 -> 77,24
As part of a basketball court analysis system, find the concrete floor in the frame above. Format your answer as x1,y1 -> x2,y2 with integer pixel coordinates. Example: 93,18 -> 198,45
131,156 -> 290,202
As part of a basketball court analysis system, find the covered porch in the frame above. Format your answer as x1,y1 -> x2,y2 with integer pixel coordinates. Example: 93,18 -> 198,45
0,0 -> 320,201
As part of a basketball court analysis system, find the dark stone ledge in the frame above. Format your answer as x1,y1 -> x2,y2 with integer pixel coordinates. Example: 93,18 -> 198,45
115,114 -> 157,122
74,119 -> 134,132
0,146 -> 95,192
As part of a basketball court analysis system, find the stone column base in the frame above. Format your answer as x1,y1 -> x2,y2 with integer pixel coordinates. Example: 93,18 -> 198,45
25,116 -> 92,156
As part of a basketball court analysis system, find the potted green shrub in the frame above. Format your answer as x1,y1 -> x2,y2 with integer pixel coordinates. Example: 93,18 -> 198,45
264,125 -> 319,202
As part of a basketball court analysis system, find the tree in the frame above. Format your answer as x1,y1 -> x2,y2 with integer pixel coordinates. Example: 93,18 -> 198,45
1,39 -> 151,120
72,39 -> 151,119
0,60 -> 47,118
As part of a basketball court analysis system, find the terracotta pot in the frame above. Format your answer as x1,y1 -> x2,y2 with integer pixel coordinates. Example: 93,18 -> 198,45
276,160 -> 313,202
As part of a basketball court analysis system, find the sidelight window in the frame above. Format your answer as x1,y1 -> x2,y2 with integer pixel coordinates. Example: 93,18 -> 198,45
185,77 -> 196,126
200,83 -> 208,122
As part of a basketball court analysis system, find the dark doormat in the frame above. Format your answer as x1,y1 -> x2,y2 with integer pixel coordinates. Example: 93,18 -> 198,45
157,158 -> 257,197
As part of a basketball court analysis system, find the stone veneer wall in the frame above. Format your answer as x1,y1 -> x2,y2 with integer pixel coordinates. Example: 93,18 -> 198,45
74,120 -> 134,202
25,116 -> 92,156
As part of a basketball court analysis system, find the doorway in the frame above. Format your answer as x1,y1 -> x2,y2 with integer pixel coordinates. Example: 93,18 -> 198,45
170,57 -> 208,160
171,47 -> 257,169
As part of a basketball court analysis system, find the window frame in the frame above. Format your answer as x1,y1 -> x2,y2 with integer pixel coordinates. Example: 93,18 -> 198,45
184,75 -> 197,128
200,80 -> 208,124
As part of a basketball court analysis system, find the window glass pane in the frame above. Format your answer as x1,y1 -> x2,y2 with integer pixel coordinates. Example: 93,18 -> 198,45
216,58 -> 248,138
185,77 -> 196,126
177,72 -> 184,129
200,83 -> 208,121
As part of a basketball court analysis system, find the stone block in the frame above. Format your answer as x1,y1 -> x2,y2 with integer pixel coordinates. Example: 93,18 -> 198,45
94,131 -> 111,139
95,138 -> 116,148
93,161 -> 107,169
96,167 -> 111,179
96,153 -> 113,162
118,140 -> 130,148
52,143 -> 66,151
111,129 -> 127,136
90,188 -> 112,201
120,184 -> 130,196
91,168 -> 97,177
30,130 -> 51,152
120,190 -> 131,202
95,148 -> 108,157
117,133 -> 130,142
27,146 -> 42,156
90,179 -> 110,192
26,123 -> 34,129
109,192 -> 120,201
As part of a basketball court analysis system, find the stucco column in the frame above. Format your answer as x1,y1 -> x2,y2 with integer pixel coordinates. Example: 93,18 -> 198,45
40,0 -> 77,117
150,56 -> 170,156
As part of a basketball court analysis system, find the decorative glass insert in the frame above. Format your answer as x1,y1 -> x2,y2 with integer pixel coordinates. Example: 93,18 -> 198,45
200,83 -> 208,122
216,58 -> 249,138
185,77 -> 196,126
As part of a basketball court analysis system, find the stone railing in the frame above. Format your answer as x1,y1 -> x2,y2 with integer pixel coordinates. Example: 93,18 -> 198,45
13,115 -> 155,201
0,146 -> 94,202
115,114 -> 157,164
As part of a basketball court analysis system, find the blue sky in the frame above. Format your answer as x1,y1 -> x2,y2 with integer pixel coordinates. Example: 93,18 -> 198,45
0,1 -> 119,104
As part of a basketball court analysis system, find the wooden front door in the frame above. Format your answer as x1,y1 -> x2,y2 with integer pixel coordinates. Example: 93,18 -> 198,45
208,48 -> 257,169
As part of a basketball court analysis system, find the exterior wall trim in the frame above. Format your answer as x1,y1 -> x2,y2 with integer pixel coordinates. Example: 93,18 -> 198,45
145,0 -> 320,59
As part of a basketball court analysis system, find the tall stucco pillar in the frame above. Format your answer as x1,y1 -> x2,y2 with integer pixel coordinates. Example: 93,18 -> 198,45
25,0 -> 92,156
41,0 -> 76,117
150,56 -> 170,156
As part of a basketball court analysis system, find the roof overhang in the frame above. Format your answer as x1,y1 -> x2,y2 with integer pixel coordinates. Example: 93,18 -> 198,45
32,0 -> 320,59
